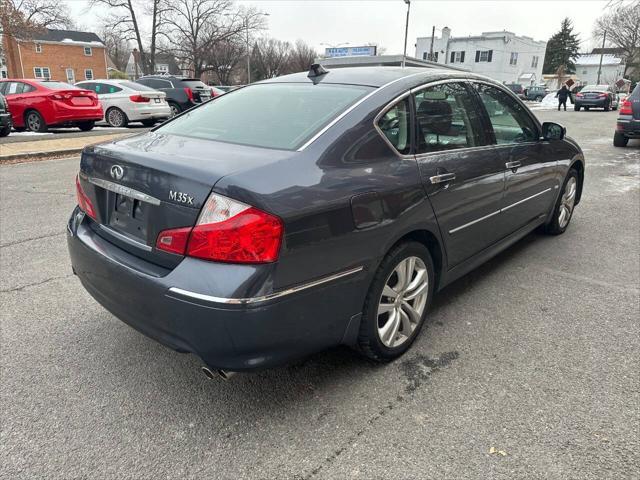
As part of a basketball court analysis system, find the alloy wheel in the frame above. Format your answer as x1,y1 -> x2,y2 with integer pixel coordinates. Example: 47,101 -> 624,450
558,177 -> 577,228
27,113 -> 40,131
107,109 -> 125,127
377,256 -> 429,348
169,104 -> 180,117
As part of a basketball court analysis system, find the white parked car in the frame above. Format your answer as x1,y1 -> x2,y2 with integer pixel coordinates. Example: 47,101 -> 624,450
75,79 -> 171,127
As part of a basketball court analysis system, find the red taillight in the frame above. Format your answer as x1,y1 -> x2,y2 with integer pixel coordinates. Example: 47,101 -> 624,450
75,175 -> 96,220
620,99 -> 633,115
156,227 -> 192,255
129,94 -> 150,103
598,93 -> 608,98
184,87 -> 194,101
576,93 -> 584,98
155,192 -> 283,263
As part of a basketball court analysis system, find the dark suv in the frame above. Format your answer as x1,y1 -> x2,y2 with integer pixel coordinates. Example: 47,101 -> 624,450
614,84 -> 640,147
524,85 -> 549,102
0,93 -> 11,137
135,76 -> 212,116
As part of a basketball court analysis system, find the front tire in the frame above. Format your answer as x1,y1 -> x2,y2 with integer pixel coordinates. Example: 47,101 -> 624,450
0,125 -> 10,137
105,107 -> 128,128
535,95 -> 543,102
613,132 -> 629,147
25,110 -> 47,132
357,241 -> 434,362
545,169 -> 579,235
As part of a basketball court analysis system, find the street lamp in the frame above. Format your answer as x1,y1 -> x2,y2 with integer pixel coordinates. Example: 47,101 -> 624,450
402,0 -> 410,68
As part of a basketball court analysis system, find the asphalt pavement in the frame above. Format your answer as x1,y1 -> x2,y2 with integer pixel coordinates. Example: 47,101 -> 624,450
1,109 -> 638,479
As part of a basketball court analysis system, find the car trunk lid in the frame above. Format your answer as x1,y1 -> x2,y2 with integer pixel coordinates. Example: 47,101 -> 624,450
51,88 -> 98,107
78,131 -> 295,268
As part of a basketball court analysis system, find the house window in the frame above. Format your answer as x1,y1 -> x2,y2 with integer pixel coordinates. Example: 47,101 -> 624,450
509,52 -> 518,66
476,50 -> 493,62
450,51 -> 465,63
85,69 -> 94,80
531,56 -> 539,68
84,46 -> 92,56
35,43 -> 42,53
422,52 -> 438,62
33,67 -> 51,79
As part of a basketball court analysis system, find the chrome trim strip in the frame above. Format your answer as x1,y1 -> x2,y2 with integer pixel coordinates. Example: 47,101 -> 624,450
87,177 -> 161,206
98,224 -> 153,252
449,209 -> 501,234
297,71 -> 429,152
500,187 -> 552,212
449,188 -> 552,234
168,266 -> 364,306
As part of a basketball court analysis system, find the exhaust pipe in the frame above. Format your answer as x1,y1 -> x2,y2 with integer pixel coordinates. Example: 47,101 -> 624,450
201,366 -> 236,381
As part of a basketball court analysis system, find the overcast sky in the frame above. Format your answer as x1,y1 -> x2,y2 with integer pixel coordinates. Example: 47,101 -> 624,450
68,0 -> 623,54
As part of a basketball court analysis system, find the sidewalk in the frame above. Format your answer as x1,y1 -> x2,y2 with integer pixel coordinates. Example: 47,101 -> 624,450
0,132 -> 133,163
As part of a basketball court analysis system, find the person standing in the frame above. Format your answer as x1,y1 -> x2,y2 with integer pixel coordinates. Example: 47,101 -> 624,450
556,85 -> 569,111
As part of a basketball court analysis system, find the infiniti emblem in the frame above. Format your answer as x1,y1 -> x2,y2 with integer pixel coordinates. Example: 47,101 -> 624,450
110,165 -> 124,180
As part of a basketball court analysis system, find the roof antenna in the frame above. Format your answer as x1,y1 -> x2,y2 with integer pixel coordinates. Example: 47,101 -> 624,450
308,63 -> 329,78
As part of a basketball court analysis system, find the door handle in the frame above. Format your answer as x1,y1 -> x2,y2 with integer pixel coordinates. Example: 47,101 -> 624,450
430,172 -> 456,184
505,161 -> 521,170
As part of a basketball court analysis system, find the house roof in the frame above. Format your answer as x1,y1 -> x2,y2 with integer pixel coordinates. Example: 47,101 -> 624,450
26,29 -> 104,45
575,54 -> 623,66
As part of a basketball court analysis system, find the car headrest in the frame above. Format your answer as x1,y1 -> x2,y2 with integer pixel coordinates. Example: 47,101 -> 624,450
417,100 -> 452,136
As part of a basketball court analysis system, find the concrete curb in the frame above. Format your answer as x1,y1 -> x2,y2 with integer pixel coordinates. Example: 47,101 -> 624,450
0,148 -> 83,164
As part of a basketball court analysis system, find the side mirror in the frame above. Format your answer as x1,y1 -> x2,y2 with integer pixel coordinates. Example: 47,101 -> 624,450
542,122 -> 566,141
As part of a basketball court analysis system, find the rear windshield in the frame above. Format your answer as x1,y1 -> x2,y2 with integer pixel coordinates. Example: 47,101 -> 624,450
39,81 -> 79,90
631,84 -> 639,98
181,79 -> 209,89
119,81 -> 156,91
156,83 -> 374,150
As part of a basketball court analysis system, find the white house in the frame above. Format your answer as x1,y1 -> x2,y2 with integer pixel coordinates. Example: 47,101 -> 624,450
574,54 -> 625,86
415,28 -> 547,85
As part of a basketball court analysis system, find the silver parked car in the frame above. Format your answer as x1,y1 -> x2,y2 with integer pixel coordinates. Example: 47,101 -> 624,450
75,79 -> 171,127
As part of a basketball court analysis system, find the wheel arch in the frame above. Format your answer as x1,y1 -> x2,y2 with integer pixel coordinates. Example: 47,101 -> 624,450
569,156 -> 585,205
105,106 -> 128,124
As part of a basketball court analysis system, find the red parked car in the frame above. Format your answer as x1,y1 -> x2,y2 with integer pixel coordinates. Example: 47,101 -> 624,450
0,79 -> 103,132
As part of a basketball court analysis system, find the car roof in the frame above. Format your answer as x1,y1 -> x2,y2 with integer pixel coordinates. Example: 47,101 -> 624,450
261,66 -> 485,88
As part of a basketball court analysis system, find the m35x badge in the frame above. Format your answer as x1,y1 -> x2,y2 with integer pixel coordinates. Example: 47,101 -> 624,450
169,190 -> 194,205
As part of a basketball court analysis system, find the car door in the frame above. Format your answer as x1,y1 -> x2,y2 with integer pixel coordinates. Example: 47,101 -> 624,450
471,82 -> 561,236
413,81 -> 506,268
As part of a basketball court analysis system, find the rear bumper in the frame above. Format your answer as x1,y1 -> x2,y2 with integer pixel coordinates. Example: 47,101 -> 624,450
66,208 -> 365,371
575,98 -> 608,108
617,118 -> 640,137
48,103 -> 103,125
127,103 -> 171,121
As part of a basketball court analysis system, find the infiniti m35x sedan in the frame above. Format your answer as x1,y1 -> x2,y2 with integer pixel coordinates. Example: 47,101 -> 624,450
67,66 -> 584,377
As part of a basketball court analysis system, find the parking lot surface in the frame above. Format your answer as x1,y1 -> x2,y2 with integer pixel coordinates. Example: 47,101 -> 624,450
1,109 -> 638,479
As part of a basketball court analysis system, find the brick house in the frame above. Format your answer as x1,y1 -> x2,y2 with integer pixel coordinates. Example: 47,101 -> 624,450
2,29 -> 108,83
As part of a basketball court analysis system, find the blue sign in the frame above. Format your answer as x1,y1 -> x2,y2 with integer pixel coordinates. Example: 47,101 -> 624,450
324,46 -> 377,58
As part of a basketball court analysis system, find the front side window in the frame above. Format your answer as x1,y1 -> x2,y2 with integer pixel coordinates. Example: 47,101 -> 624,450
84,47 -> 92,56
377,97 -> 411,155
85,69 -> 93,80
156,83 -> 373,150
473,83 -> 539,144
414,82 -> 484,154
33,67 -> 50,79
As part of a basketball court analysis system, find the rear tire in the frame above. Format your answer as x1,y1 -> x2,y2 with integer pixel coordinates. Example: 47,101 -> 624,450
0,125 -> 10,137
105,107 -> 128,128
545,169 -> 579,235
168,102 -> 181,117
574,105 -> 580,111
613,132 -> 629,147
141,119 -> 156,127
25,110 -> 47,132
78,121 -> 95,131
535,95 -> 543,102
357,241 -> 434,362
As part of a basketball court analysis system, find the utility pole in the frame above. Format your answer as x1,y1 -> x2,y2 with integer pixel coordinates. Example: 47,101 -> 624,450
245,18 -> 251,84
596,30 -> 607,85
402,0 -> 410,68
429,25 -> 435,61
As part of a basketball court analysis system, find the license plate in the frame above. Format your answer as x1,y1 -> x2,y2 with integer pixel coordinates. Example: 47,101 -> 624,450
109,194 -> 147,240
154,98 -> 161,103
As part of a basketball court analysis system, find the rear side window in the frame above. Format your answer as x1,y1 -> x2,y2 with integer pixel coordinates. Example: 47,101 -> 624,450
119,81 -> 156,91
39,81 -> 79,90
377,97 -> 411,155
473,83 -> 538,144
156,83 -> 373,150
138,78 -> 171,89
414,82 -> 484,153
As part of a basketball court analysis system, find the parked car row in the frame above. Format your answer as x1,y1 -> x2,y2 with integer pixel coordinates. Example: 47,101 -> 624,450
614,83 -> 639,147
0,76 -> 226,135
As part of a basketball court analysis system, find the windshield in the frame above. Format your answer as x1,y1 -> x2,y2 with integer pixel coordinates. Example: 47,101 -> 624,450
119,81 -> 156,91
40,81 -> 80,90
156,82 -> 374,150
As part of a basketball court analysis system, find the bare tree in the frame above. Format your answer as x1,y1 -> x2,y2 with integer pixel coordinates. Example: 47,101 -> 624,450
595,3 -> 640,79
287,39 -> 317,73
91,0 -> 164,75
203,39 -> 245,84
1,0 -> 71,75
251,37 -> 291,80
100,26 -> 130,71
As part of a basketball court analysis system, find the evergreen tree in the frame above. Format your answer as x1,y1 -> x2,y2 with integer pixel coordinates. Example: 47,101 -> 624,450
543,18 -> 581,74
